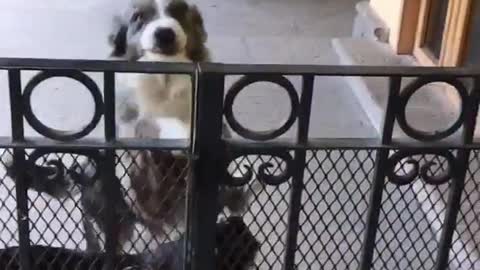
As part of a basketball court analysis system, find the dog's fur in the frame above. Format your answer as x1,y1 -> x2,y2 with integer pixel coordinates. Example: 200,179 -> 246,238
0,216 -> 259,270
111,0 -> 256,230
129,139 -> 189,235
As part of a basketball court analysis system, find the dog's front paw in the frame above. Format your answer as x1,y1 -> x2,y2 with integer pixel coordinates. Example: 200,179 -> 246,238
116,90 -> 140,124
120,102 -> 139,123
135,118 -> 161,139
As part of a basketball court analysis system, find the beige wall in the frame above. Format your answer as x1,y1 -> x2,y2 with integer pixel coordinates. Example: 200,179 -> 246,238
370,0 -> 419,54
370,0 -> 404,49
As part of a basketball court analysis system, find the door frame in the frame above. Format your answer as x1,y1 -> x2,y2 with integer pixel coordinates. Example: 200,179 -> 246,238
412,0 -> 473,67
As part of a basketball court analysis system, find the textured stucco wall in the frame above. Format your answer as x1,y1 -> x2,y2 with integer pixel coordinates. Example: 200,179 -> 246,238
370,0 -> 405,50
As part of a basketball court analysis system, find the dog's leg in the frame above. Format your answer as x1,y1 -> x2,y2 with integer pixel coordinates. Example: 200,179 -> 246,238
70,161 -> 136,253
83,217 -> 102,253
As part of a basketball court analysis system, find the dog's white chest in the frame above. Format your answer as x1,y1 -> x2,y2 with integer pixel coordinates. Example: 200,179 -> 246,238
124,53 -> 192,124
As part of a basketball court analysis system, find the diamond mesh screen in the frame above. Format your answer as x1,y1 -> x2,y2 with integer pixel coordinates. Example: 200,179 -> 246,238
448,150 -> 480,270
0,148 -> 189,269
0,149 -> 19,269
224,154 -> 291,270
295,150 -> 374,270
1,147 -> 480,270
372,152 -> 451,270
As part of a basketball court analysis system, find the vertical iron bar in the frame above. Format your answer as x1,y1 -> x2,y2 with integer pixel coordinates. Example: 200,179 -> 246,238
9,69 -> 31,270
104,72 -> 116,141
359,76 -> 401,270
434,77 -> 479,270
189,68 -> 225,270
283,75 -> 314,270
103,71 -> 118,270
184,70 -> 199,270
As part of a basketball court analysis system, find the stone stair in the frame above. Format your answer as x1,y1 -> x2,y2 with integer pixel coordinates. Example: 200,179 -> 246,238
332,36 -> 480,269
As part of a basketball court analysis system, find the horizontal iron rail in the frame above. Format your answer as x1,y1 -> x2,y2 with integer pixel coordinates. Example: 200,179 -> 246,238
1,58 -> 480,76
223,138 -> 480,150
0,137 -> 189,150
3,137 -> 480,150
201,63 -> 480,77
0,58 -> 196,74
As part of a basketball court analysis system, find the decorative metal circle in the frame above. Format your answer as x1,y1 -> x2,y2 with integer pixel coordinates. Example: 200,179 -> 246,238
224,75 -> 299,141
23,70 -> 104,141
397,78 -> 468,142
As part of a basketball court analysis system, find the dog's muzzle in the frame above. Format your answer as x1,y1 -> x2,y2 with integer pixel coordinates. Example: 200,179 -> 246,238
154,27 -> 177,54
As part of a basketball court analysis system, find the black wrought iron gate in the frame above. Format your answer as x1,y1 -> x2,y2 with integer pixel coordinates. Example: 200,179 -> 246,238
0,58 -> 480,270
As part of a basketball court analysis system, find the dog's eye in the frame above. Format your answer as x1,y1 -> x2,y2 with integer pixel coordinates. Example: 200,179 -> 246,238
130,11 -> 146,31
131,11 -> 143,23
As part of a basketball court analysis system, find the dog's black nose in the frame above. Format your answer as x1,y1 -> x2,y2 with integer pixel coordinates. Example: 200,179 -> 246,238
154,27 -> 175,45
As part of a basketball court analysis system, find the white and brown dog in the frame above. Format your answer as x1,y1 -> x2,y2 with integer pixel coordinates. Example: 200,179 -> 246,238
110,0 -> 257,250
114,0 -> 206,133
134,14 -> 193,127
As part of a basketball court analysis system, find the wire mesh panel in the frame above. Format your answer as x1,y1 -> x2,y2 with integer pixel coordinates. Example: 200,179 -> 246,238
0,149 -> 19,269
1,149 -> 192,270
372,153 -> 452,270
295,149 -> 375,270
27,152 -> 91,252
449,150 -> 480,269
223,154 -> 291,270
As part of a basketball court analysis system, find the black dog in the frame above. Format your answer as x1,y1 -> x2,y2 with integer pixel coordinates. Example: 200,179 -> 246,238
0,216 -> 259,270
4,153 -> 136,252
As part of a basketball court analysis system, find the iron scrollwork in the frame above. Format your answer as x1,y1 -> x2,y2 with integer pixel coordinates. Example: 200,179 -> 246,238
396,77 -> 468,142
385,150 -> 457,186
23,70 -> 104,141
225,149 -> 294,186
224,75 -> 300,141
6,149 -> 103,198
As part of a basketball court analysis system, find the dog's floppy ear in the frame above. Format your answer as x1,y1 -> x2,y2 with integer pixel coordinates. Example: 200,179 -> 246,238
165,0 -> 189,18
186,4 -> 209,61
108,15 -> 129,58
189,5 -> 207,43
166,1 -> 210,62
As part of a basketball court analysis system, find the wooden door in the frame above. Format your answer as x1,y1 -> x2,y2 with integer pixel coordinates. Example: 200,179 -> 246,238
413,0 -> 473,66
463,1 -> 480,67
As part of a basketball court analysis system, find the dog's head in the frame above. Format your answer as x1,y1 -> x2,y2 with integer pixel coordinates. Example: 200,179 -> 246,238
109,0 -> 209,61
140,10 -> 188,56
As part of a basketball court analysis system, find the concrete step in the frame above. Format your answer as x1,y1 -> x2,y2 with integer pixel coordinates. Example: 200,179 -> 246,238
332,37 -> 480,269
332,38 -> 463,140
